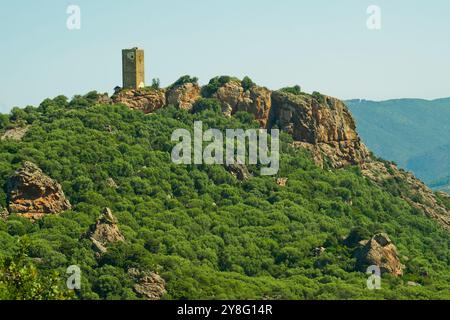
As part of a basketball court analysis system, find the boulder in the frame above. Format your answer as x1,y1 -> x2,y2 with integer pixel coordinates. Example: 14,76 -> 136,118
112,88 -> 166,114
356,233 -> 404,277
7,162 -> 71,220
166,82 -> 201,111
128,268 -> 166,300
1,126 -> 30,141
87,208 -> 124,254
276,178 -> 288,187
106,177 -> 118,189
227,164 -> 251,181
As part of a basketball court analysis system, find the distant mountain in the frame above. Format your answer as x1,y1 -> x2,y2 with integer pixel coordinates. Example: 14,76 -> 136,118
346,98 -> 450,192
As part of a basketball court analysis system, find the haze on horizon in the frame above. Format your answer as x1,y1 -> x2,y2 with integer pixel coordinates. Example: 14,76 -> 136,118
1,0 -> 450,113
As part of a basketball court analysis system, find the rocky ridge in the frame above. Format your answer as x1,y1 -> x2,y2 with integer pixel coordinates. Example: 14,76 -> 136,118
100,77 -> 449,231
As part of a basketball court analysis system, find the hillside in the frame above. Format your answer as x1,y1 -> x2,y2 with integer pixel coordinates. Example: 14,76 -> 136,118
0,77 -> 449,300
346,98 -> 450,193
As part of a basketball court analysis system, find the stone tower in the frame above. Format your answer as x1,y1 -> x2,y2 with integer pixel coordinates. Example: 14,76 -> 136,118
122,48 -> 145,89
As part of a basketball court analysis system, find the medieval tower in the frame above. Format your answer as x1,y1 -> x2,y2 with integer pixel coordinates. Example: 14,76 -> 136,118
122,48 -> 145,89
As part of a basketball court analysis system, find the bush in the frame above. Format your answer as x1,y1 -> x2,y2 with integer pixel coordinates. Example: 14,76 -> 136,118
170,75 -> 199,88
201,76 -> 236,98
192,98 -> 222,114
280,85 -> 302,96
241,76 -> 256,91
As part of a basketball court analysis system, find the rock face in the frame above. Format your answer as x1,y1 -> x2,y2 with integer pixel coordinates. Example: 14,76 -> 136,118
1,126 -> 29,141
226,164 -> 251,181
276,178 -> 288,187
212,81 -> 272,126
7,162 -> 71,220
128,268 -> 166,300
112,88 -> 166,114
87,208 -> 124,254
166,82 -> 201,111
269,91 -> 369,168
356,233 -> 404,277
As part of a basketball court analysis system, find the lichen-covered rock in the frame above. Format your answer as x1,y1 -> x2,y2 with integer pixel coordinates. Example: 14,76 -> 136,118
270,91 -> 369,168
87,208 -> 124,254
166,82 -> 201,111
7,162 -> 71,220
128,268 -> 166,300
112,88 -> 166,114
356,233 -> 404,277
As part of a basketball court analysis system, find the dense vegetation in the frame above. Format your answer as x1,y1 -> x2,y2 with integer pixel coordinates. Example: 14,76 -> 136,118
0,92 -> 449,300
346,98 -> 450,193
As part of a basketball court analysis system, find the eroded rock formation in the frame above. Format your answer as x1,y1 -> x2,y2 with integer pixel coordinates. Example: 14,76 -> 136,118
356,233 -> 404,277
112,88 -> 166,114
269,91 -> 369,168
7,162 -> 71,220
87,208 -> 124,254
128,268 -> 166,300
212,80 -> 272,126
166,82 -> 201,111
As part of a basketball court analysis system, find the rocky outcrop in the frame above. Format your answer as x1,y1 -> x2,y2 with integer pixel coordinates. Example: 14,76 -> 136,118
269,91 -> 369,168
112,88 -> 166,114
212,80 -> 272,126
356,233 -> 404,277
362,161 -> 450,231
276,178 -> 288,187
226,164 -> 251,181
87,208 -> 124,254
166,82 -> 201,111
237,86 -> 272,127
7,162 -> 71,220
1,126 -> 29,141
95,93 -> 112,105
128,268 -> 166,300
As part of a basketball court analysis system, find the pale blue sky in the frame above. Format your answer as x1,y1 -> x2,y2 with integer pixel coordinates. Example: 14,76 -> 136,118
1,0 -> 449,112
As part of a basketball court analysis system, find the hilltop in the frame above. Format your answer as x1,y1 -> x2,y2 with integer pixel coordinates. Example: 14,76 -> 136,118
0,76 -> 449,300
